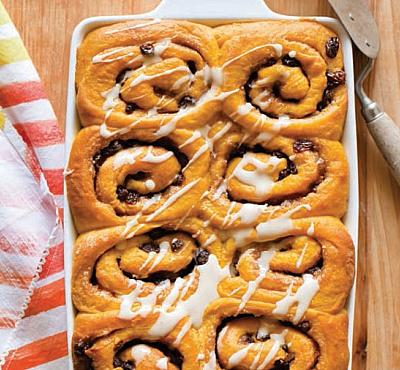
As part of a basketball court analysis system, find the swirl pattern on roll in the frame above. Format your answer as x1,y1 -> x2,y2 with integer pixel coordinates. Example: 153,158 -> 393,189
199,120 -> 348,230
76,19 -> 226,138
67,125 -> 210,233
215,20 -> 347,140
69,19 -> 354,370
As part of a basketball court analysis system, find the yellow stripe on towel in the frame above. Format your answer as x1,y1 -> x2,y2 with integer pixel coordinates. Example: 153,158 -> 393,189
0,111 -> 5,129
0,2 -> 12,26
0,37 -> 29,65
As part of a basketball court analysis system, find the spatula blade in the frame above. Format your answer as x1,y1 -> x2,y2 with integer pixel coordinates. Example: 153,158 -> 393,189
328,0 -> 379,58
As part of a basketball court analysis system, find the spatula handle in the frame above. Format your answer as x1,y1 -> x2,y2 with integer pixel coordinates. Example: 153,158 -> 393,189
364,110 -> 400,184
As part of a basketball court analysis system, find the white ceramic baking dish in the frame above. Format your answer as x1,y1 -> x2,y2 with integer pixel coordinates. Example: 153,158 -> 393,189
64,0 -> 359,369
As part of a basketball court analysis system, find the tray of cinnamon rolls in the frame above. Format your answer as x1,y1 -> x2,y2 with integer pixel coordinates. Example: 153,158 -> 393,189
64,1 -> 358,369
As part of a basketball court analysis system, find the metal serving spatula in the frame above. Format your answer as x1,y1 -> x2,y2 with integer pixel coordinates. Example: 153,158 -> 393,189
328,0 -> 400,184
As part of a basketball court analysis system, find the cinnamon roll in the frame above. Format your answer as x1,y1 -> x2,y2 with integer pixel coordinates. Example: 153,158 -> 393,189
68,19 -> 354,370
76,20 -> 224,137
71,218 -> 231,369
199,119 -> 348,230
67,125 -> 210,233
215,20 -> 347,140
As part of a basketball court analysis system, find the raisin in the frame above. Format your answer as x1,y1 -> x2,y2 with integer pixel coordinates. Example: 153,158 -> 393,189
278,161 -> 297,181
281,54 -> 301,67
230,145 -> 247,159
306,265 -> 321,275
293,139 -> 315,153
317,89 -> 333,111
179,95 -> 196,108
239,333 -> 255,344
272,81 -> 281,97
174,173 -> 184,186
125,191 -> 139,204
187,60 -> 197,74
272,150 -> 286,159
74,340 -> 91,357
273,359 -> 290,370
171,238 -> 184,252
263,58 -> 277,67
195,249 -> 209,265
122,362 -> 135,370
296,321 -> 311,333
116,185 -> 129,201
148,228 -> 168,240
102,140 -> 123,157
326,70 -> 346,89
288,161 -> 297,174
256,332 -> 271,341
140,241 -> 160,253
116,68 -> 131,84
140,42 -> 155,56
125,103 -> 137,114
326,36 -> 340,58
281,344 -> 289,352
113,358 -> 135,370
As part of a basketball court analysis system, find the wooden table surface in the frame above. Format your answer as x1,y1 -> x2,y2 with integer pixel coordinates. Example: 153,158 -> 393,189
3,0 -> 400,369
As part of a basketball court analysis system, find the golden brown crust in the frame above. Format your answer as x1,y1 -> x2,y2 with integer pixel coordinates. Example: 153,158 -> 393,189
69,19 -> 353,370
215,20 -> 347,140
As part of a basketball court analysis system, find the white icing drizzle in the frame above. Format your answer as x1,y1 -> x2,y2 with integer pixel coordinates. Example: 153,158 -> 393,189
171,75 -> 192,91
156,357 -> 169,370
118,280 -> 170,320
222,201 -> 237,227
296,242 -> 308,269
197,353 -> 205,361
178,131 -> 202,149
288,50 -> 297,58
173,319 -> 192,346
148,241 -> 170,272
252,89 -> 273,110
229,228 -> 253,247
145,179 -> 156,191
203,351 -> 217,370
182,143 -> 209,172
227,346 -> 253,368
273,274 -> 319,323
307,222 -> 315,236
102,83 -> 122,110
140,251 -> 157,271
128,66 -> 190,88
131,344 -> 151,364
231,153 -> 284,197
235,102 -> 254,117
173,205 -> 195,230
142,146 -> 174,163
237,249 -> 276,313
92,48 -> 141,64
213,180 -> 227,200
144,38 -> 171,65
105,18 -> 162,34
118,255 -> 229,341
113,147 -> 141,169
203,234 -> 217,247
122,194 -> 162,238
255,330 -> 288,369
256,321 -> 270,340
224,327 -> 287,369
147,255 -> 229,338
255,204 -> 311,241
222,43 -> 283,69
146,179 -> 200,221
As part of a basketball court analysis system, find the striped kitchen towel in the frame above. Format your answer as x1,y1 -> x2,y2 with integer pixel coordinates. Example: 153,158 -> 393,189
0,2 -> 67,369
